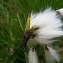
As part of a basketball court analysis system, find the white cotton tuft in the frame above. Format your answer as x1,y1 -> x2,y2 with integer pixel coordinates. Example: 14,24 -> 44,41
30,8 -> 63,44
47,46 -> 60,62
28,48 -> 38,63
56,8 -> 63,16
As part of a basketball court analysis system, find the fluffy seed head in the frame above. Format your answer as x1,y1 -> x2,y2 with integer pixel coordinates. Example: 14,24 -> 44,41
28,48 -> 38,63
30,8 -> 63,44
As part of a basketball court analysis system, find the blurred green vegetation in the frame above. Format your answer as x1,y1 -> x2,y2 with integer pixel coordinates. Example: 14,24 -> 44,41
0,0 -> 63,63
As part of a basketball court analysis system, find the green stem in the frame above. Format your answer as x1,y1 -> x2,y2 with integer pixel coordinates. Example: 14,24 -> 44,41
24,52 -> 28,63
42,45 -> 46,63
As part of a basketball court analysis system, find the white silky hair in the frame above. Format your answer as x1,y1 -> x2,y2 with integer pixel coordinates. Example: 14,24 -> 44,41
30,8 -> 63,44
56,8 -> 63,16
28,48 -> 38,63
47,46 -> 60,62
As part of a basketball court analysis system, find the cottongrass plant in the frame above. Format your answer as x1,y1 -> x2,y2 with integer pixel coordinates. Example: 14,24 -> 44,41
23,8 -> 63,63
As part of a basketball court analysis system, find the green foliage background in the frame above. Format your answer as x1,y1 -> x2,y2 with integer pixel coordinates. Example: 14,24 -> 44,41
0,0 -> 63,63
